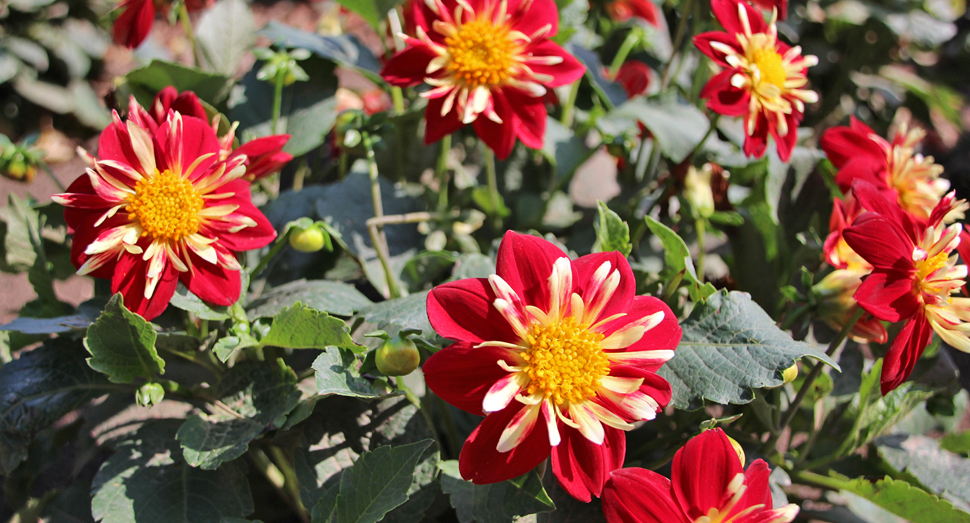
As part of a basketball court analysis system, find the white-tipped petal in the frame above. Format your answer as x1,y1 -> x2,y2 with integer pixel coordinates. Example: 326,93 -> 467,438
483,373 -> 524,413
495,403 -> 541,453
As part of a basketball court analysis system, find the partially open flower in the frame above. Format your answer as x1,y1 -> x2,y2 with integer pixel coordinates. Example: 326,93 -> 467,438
423,232 -> 680,502
53,100 -> 276,319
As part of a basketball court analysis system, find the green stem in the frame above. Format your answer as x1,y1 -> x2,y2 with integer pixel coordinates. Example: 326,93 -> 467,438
177,2 -> 201,67
761,307 -> 865,455
269,446 -> 307,518
484,147 -> 502,229
435,134 -> 451,213
560,79 -> 581,127
362,131 -> 402,299
687,114 -> 720,159
695,217 -> 706,284
271,71 -> 285,136
660,0 -> 696,90
791,470 -> 851,492
391,87 -> 405,114
251,229 -> 292,278
608,30 -> 640,78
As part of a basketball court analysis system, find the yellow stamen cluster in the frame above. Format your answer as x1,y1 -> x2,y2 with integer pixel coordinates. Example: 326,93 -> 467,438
915,250 -> 949,285
522,316 -> 610,405
751,47 -> 786,88
127,169 -> 204,242
445,18 -> 515,90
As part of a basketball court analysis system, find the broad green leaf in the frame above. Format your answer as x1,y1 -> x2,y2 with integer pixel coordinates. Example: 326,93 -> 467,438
451,253 -> 496,280
323,439 -> 434,523
295,396 -> 438,518
0,311 -> 96,334
124,60 -> 232,108
169,284 -> 232,320
440,462 -> 555,522
567,44 -> 626,108
0,338 -> 112,474
248,280 -> 373,318
613,96 -> 710,163
213,333 -> 260,363
313,347 -> 394,399
941,431 -> 970,455
541,116 -> 591,183
592,201 -> 632,256
84,294 -> 165,383
840,476 -> 970,523
644,216 -> 716,302
4,195 -> 58,305
659,290 -> 840,409
92,420 -> 255,523
877,434 -> 970,506
401,251 -> 458,293
358,291 -> 434,338
177,360 -> 301,469
335,0 -> 405,30
256,22 -> 383,81
195,0 -> 255,76
259,303 -> 360,352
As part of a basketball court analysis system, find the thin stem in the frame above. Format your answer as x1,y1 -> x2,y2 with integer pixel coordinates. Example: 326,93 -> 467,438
687,114 -> 720,159
435,134 -> 451,213
790,470 -> 851,492
484,147 -> 502,229
608,30 -> 640,78
695,217 -> 706,284
271,71 -> 285,135
391,87 -> 405,113
177,2 -> 201,66
39,162 -> 65,192
362,131 -> 402,298
560,79 -> 581,127
251,229 -> 292,278
761,307 -> 865,455
368,211 -> 447,227
660,0 -> 696,90
269,446 -> 307,518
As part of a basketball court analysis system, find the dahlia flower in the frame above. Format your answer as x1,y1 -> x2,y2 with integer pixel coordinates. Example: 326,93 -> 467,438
380,0 -> 585,159
843,181 -> 970,394
820,117 -> 948,220
423,232 -> 680,501
615,60 -> 653,98
53,100 -> 276,319
604,0 -> 661,26
602,428 -> 799,523
113,0 -> 210,49
693,0 -> 817,161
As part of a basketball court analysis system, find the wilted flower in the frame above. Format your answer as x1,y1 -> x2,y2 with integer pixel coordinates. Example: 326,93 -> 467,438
380,0 -> 585,159
843,181 -> 970,394
820,117 -> 948,220
53,99 -> 276,319
693,0 -> 817,161
602,428 -> 799,523
423,232 -> 680,501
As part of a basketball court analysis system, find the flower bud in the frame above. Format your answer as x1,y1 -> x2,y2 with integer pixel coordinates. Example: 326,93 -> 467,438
726,434 -> 746,467
683,163 -> 718,218
782,364 -> 798,384
289,224 -> 326,252
376,337 -> 420,376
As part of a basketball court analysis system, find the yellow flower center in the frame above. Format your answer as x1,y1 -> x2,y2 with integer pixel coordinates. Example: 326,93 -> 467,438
445,18 -> 516,90
751,47 -> 786,88
915,250 -> 949,282
521,316 -> 610,405
127,169 -> 204,242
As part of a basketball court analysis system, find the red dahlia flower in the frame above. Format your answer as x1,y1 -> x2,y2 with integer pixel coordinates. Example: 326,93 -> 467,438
380,0 -> 585,159
615,60 -> 653,98
131,87 -> 293,181
749,0 -> 788,20
604,0 -> 661,26
423,232 -> 680,501
843,181 -> 970,394
693,0 -> 817,161
112,0 -> 210,49
602,428 -> 799,523
820,117 -> 947,220
52,100 -> 276,320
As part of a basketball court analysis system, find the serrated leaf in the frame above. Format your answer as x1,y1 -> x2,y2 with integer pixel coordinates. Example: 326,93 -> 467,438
440,462 -> 555,523
84,294 -> 165,383
0,339 -> 112,474
335,0 -> 406,30
839,476 -> 970,523
313,347 -> 394,399
177,360 -> 301,469
124,60 -> 232,108
877,434 -> 970,506
357,291 -> 434,338
5,195 -> 59,304
613,96 -> 710,163
91,419 -> 254,523
592,201 -> 631,256
644,216 -> 716,302
169,284 -> 231,320
259,303 -> 360,352
196,0 -> 255,76
659,290 -> 840,409
248,280 -> 373,318
327,439 -> 434,523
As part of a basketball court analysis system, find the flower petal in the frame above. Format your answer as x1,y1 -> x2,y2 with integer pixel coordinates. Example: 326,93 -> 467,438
424,343 -> 522,414
181,245 -> 242,307
495,231 -> 573,311
112,251 -> 179,320
427,277 -> 522,344
881,312 -> 933,395
550,425 -> 626,502
603,468 -> 690,523
458,402 -> 552,484
853,270 -> 920,323
574,251 -> 636,324
381,45 -> 440,87
671,428 -> 743,520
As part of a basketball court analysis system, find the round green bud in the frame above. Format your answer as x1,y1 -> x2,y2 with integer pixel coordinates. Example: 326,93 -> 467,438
289,225 -> 326,252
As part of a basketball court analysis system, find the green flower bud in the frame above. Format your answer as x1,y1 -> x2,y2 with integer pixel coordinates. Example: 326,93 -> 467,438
289,224 -> 326,252
782,364 -> 798,384
376,337 -> 420,376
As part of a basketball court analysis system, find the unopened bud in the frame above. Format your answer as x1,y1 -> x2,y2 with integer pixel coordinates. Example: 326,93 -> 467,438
782,364 -> 798,384
289,224 -> 326,252
376,337 -> 420,376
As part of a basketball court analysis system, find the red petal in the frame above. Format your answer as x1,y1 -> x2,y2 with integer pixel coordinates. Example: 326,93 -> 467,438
820,121 -> 883,169
152,87 -> 208,122
427,278 -> 520,344
742,112 -> 769,159
199,179 -> 277,252
381,45 -> 438,87
853,270 -> 920,323
154,115 -> 221,180
842,213 -> 913,272
574,251 -> 636,323
96,118 -> 152,177
881,312 -> 932,395
68,213 -> 128,281
495,231 -> 572,310
603,468 -> 689,523
525,41 -> 585,88
771,112 -> 799,162
458,402 -> 552,483
751,0 -> 788,19
701,71 -> 750,118
730,459 -> 772,519
671,428 -> 743,520
509,0 -> 559,39
113,0 -> 154,49
504,88 -> 547,150
423,342 -> 520,414
711,0 -> 766,35
615,61 -> 652,98
112,252 -> 179,320
424,96 -> 466,145
550,425 -> 626,502
473,90 -> 518,160
182,245 -> 241,306
693,32 -> 740,68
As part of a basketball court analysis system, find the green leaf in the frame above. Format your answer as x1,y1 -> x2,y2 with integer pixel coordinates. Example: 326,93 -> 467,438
644,216 -> 716,302
440,462 -> 555,522
613,96 -> 710,163
941,431 -> 970,455
248,280 -> 373,318
541,116 -> 591,183
323,439 -> 435,523
177,359 -> 301,469
84,294 -> 165,383
256,22 -> 383,81
358,291 -> 435,338
839,476 -> 970,523
567,44 -> 626,108
0,311 -> 97,334
91,420 -> 255,523
313,347 -> 394,399
2,193 -> 38,271
451,253 -> 496,280
334,0 -> 406,30
0,338 -> 112,474
592,201 -> 632,256
195,0 -> 255,76
659,290 -> 840,409
124,60 -> 232,108
258,303 -> 360,352
877,434 -> 970,506
169,284 -> 232,320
